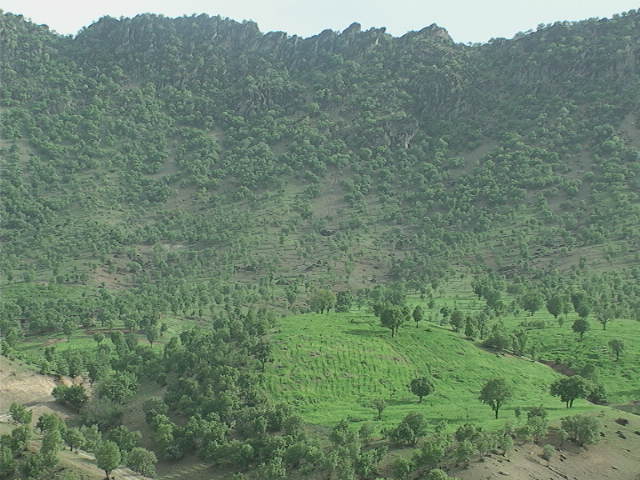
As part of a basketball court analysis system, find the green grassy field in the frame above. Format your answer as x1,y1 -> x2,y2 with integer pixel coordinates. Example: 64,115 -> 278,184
423,277 -> 640,406
265,310 -> 600,431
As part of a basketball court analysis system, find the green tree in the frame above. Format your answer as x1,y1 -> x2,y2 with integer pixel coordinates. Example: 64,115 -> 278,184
126,447 -> 158,477
520,291 -> 543,316
379,305 -> 404,337
546,294 -> 564,320
410,377 -> 435,403
145,324 -> 160,346
335,291 -> 353,312
560,415 -> 600,446
9,403 -> 32,425
575,302 -> 591,320
608,338 -> 624,361
251,340 -> 272,371
479,378 -> 513,419
309,289 -> 336,314
391,457 -> 414,480
95,440 -> 121,480
11,425 -> 31,452
63,428 -> 85,453
412,305 -> 424,328
571,318 -> 590,340
0,446 -> 16,478
454,439 -> 474,467
389,413 -> 427,446
550,376 -> 590,408
52,385 -> 89,411
596,305 -> 613,330
41,428 -> 63,457
97,372 -> 138,404
464,318 -> 476,339
424,469 -> 457,480
413,436 -> 449,470
105,426 -> 141,462
372,398 -> 386,420
450,310 -> 464,332
36,414 -> 62,434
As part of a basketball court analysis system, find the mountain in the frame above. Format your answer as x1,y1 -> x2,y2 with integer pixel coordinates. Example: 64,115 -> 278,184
1,9 -> 640,480
2,9 -> 640,293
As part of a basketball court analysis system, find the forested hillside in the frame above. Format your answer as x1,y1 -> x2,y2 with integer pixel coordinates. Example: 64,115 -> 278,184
1,8 -> 640,480
2,9 -> 640,290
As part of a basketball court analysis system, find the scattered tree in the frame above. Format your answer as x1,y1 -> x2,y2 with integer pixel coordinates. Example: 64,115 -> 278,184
561,415 -> 600,446
571,318 -> 589,340
410,377 -> 435,403
412,305 -> 424,328
608,338 -> 624,361
479,378 -> 513,419
550,376 -> 590,408
95,441 -> 122,480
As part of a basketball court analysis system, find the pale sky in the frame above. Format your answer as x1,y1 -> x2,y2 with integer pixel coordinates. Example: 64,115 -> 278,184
1,0 -> 638,43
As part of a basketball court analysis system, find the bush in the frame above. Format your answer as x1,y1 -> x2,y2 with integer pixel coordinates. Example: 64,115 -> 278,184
542,444 -> 555,460
126,447 -> 157,477
561,415 -> 600,446
391,457 -> 414,480
389,413 -> 428,446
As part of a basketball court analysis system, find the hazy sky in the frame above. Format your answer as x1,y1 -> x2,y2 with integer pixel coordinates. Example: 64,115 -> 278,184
2,0 -> 639,43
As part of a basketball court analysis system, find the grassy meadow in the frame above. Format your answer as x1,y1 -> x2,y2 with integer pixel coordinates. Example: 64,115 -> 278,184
265,310 -> 599,432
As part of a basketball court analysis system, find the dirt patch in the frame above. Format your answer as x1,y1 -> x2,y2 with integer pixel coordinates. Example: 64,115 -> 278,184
0,357 -> 58,411
458,410 -> 640,480
538,359 -> 576,376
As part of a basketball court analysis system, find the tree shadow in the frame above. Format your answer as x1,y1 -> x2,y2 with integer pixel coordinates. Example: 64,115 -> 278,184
343,329 -> 387,337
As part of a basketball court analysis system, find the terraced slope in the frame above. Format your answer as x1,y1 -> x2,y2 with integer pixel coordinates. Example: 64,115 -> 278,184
265,311 -> 599,429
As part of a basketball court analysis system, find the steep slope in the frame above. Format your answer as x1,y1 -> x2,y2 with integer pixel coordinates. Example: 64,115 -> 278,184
2,10 -> 640,297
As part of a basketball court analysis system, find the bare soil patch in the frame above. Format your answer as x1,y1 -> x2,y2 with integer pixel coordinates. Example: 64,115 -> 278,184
458,410 -> 640,480
0,357 -> 58,412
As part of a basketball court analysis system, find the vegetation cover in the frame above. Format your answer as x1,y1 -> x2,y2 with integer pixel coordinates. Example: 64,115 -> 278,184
1,6 -> 640,480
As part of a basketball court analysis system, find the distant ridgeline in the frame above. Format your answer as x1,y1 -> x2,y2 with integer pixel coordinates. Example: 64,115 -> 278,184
1,10 -> 640,289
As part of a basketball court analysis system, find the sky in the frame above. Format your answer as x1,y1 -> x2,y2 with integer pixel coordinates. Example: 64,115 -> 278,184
1,0 -> 639,43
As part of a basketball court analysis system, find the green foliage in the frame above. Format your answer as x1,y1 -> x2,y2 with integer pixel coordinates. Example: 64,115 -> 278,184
97,372 -> 138,404
542,443 -> 555,460
410,376 -> 435,403
391,457 -> 414,480
8,404 -> 32,425
608,338 -> 625,360
572,318 -> 590,340
377,305 -> 406,337
413,305 -> 425,327
413,435 -> 450,470
126,447 -> 158,477
309,289 -> 336,314
3,9 -> 640,480
550,376 -> 590,408
95,441 -> 122,479
63,428 -> 85,453
389,413 -> 427,446
560,415 -> 600,446
423,469 -> 458,480
479,378 -> 513,419
52,385 -> 88,411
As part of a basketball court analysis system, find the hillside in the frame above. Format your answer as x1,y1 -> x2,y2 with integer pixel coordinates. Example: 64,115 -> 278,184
2,10 -> 640,293
2,7 -> 640,480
